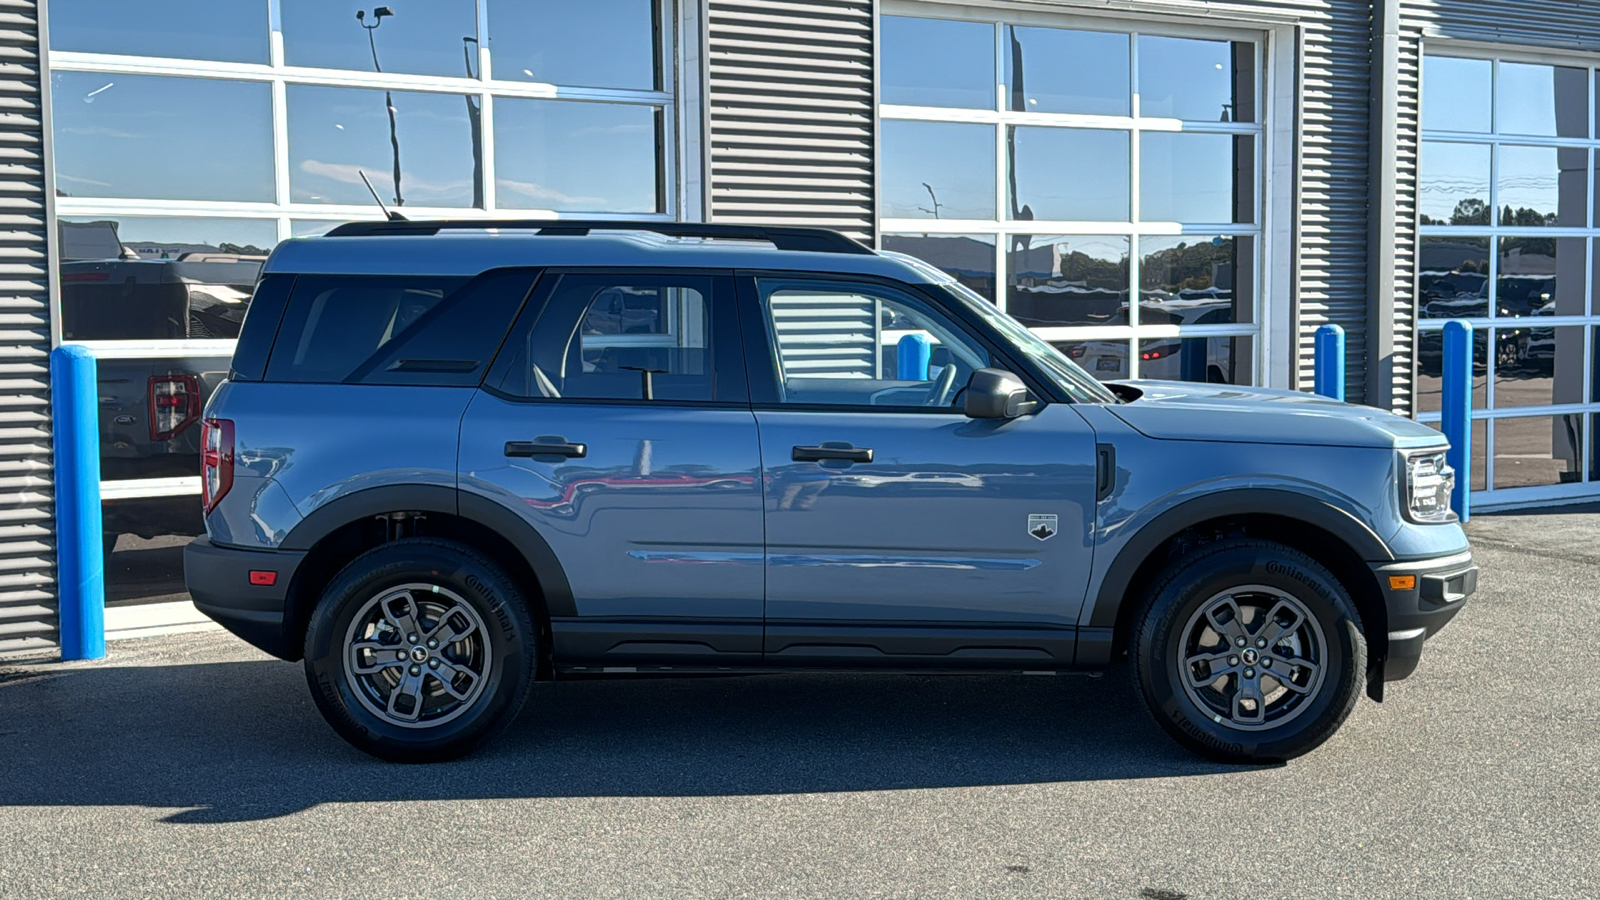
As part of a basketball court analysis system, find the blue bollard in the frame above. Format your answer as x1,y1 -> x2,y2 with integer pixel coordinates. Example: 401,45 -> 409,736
51,345 -> 105,661
896,333 -> 931,381
1440,320 -> 1473,523
1314,324 -> 1345,401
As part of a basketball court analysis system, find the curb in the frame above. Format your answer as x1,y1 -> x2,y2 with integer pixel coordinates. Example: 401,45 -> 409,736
105,600 -> 222,643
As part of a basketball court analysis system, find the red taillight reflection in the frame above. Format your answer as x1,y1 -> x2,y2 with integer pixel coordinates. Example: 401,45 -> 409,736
201,417 -> 234,514
148,374 -> 201,441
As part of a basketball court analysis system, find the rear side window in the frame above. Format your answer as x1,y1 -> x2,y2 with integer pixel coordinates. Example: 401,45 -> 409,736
263,269 -> 537,385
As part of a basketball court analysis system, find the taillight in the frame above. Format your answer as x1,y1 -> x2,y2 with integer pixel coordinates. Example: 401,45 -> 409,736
149,374 -> 201,441
201,418 -> 234,514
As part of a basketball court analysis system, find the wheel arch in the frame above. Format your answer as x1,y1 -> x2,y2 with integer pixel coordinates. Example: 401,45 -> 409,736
1084,490 -> 1391,694
278,485 -> 574,673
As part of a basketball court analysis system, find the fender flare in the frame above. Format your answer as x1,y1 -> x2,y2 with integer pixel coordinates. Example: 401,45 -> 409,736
279,485 -> 577,618
1084,488 -> 1392,631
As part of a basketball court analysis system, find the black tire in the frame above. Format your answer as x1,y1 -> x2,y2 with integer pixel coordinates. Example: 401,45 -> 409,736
1131,539 -> 1366,764
303,538 -> 537,763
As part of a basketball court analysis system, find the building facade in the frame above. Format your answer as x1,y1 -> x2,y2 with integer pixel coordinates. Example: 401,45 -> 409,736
1,0 -> 1596,653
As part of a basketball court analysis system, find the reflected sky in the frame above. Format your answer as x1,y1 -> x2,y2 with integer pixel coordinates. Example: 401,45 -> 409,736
1140,132 -> 1242,223
1423,56 -> 1492,133
1010,127 -> 1128,221
494,99 -> 660,212
282,0 -> 479,78
48,0 -> 269,63
1497,63 -> 1589,138
1419,142 -> 1490,224
881,121 -> 995,218
288,84 -> 479,207
58,216 -> 278,260
488,0 -> 658,90
1006,26 -> 1129,116
880,16 -> 994,109
51,71 -> 274,202
1138,36 -> 1250,122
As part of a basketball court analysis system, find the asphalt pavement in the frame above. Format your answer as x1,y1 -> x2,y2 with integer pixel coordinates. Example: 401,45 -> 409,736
1,507 -> 1597,899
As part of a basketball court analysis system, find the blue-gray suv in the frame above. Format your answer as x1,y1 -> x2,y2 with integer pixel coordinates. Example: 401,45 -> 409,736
183,220 -> 1477,763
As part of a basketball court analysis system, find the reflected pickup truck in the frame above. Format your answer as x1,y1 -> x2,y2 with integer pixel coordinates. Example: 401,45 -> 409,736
184,220 -> 1477,764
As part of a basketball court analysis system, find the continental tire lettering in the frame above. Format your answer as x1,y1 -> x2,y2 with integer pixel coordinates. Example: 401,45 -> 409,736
1262,561 -> 1331,599
1173,715 -> 1244,756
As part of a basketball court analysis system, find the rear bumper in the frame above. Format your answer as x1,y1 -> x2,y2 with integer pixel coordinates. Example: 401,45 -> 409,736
183,536 -> 306,660
1370,550 -> 1477,682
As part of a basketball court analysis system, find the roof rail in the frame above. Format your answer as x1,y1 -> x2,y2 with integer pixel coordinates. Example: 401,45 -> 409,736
322,219 -> 874,255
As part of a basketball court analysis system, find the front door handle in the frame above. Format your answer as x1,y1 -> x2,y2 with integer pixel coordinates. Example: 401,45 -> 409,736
792,444 -> 873,463
506,440 -> 587,459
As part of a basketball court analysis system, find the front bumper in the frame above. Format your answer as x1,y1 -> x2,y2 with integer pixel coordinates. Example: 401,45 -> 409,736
1370,550 -> 1477,682
184,536 -> 306,660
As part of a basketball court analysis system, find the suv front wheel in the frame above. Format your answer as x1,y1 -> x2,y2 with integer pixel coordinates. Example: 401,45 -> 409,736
1131,539 -> 1367,763
303,538 -> 537,762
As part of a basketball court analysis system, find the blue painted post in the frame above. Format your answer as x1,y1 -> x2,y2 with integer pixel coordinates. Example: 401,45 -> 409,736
896,333 -> 931,381
1313,324 -> 1346,401
1441,320 -> 1473,523
51,345 -> 105,661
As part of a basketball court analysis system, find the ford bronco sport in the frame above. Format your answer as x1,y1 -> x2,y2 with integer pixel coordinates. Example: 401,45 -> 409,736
183,220 -> 1477,763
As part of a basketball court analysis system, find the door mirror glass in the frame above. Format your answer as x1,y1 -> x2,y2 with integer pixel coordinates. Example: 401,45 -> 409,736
963,368 -> 1039,419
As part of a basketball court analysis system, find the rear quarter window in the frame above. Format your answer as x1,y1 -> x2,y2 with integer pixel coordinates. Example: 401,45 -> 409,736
262,269 -> 538,386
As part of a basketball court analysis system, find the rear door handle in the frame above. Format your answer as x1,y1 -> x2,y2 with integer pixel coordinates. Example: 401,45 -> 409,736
505,440 -> 587,459
792,444 -> 873,463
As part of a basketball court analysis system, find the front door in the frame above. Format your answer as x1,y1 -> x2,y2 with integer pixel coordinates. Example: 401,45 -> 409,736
741,274 -> 1099,667
460,270 -> 764,669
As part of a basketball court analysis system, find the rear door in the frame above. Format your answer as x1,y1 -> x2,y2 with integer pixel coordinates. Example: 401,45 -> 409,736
460,269 -> 764,669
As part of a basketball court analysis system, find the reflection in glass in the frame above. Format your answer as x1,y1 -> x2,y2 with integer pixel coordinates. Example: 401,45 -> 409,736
51,72 -> 273,202
288,85 -> 481,208
1418,142 -> 1491,225
105,534 -> 199,608
291,220 -> 351,238
1009,127 -> 1128,221
49,0 -> 268,63
1005,26 -> 1128,116
282,0 -> 479,78
1417,237 -> 1491,319
494,100 -> 661,212
1137,36 -> 1254,122
1498,236 -> 1583,317
1497,145 -> 1586,227
1427,420 -> 1489,490
1006,235 -> 1129,326
1140,132 -> 1252,223
57,217 -> 275,341
1493,324 -> 1580,408
1054,340 -> 1129,381
881,16 -> 994,109
881,121 -> 995,219
881,234 -> 997,301
489,0 -> 658,90
1494,415 -> 1580,488
1414,327 -> 1488,412
1422,56 -> 1492,133
1138,236 -> 1252,326
1140,335 -> 1250,384
1496,63 -> 1588,138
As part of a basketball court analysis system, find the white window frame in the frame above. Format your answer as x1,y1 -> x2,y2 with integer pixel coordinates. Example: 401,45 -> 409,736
1415,40 -> 1600,508
877,0 -> 1291,387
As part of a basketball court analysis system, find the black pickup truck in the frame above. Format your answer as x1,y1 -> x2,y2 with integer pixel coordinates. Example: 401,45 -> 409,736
59,222 -> 261,550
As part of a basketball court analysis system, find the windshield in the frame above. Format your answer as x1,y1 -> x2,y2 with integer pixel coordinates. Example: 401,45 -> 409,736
934,279 -> 1120,404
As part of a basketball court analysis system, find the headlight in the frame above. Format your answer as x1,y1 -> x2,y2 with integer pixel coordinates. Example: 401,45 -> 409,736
1405,451 -> 1456,523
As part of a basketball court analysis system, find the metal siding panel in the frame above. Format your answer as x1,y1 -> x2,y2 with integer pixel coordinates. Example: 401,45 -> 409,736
706,0 -> 875,241
0,0 -> 51,656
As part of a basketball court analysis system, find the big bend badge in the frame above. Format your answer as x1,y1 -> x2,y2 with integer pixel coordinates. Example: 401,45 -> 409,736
1028,513 -> 1057,541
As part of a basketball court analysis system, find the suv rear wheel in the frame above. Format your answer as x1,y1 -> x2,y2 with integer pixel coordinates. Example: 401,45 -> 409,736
1131,539 -> 1366,763
303,538 -> 537,762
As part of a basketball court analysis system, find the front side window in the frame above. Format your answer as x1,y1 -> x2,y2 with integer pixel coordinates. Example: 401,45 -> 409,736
755,279 -> 992,410
879,12 -> 1263,386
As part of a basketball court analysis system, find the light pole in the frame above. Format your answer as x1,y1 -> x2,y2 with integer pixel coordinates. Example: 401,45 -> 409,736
463,36 -> 483,208
356,7 -> 403,207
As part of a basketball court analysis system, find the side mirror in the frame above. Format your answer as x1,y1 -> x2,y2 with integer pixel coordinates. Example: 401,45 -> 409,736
963,368 -> 1040,419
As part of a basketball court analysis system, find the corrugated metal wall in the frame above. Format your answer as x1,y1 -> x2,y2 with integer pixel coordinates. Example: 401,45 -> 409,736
0,0 -> 54,656
704,0 -> 875,243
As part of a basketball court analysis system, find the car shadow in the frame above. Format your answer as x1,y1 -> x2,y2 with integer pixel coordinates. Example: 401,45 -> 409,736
0,658 -> 1258,823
